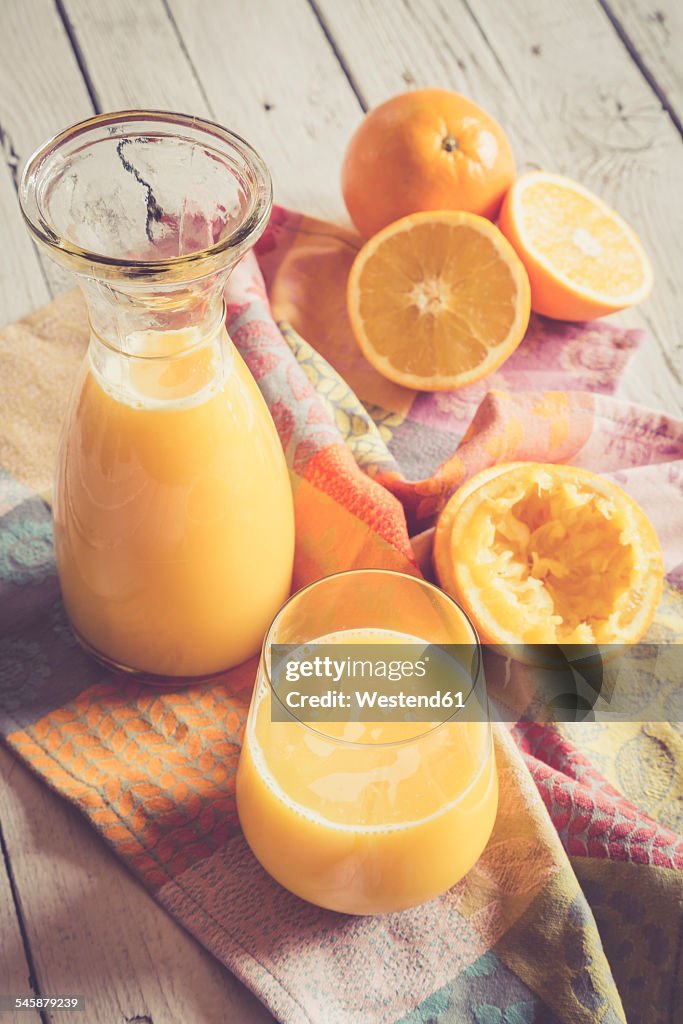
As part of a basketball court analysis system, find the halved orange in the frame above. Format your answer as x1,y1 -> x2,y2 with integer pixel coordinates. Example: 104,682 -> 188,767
347,211 -> 531,391
498,171 -> 653,320
434,462 -> 664,645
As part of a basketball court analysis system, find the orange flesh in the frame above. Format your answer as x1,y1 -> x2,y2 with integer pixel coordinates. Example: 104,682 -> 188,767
358,223 -> 518,373
517,180 -> 647,297
443,465 -> 663,646
475,482 -> 635,642
348,213 -> 530,388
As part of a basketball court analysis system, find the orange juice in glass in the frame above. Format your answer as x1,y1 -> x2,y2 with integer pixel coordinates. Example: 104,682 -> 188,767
19,112 -> 294,679
236,570 -> 498,915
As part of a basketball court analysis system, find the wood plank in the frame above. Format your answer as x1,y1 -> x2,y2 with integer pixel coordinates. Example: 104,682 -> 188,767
0,781 -> 41,1024
0,0 -> 95,307
0,746 -> 275,1024
0,0 -> 92,153
603,0 -> 683,129
63,0 -> 362,221
60,0 -> 210,115
313,0 -> 683,417
167,0 -> 361,221
0,158 -> 50,327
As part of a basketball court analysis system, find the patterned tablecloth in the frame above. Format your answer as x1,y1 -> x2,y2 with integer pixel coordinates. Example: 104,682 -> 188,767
1,207 -> 682,1023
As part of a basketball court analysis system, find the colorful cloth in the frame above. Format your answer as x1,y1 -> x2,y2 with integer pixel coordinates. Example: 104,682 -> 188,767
1,206 -> 682,1024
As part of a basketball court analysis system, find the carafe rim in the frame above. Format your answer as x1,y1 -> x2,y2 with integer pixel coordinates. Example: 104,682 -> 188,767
19,109 -> 273,281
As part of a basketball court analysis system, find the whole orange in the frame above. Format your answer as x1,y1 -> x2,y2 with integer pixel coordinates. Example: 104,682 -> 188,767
341,89 -> 516,238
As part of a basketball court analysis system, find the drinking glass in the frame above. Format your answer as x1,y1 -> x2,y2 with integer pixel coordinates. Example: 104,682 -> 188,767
236,569 -> 498,915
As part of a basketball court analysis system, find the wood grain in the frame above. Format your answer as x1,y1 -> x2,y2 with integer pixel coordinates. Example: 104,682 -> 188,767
60,0 -> 210,115
168,0 -> 362,221
0,5 -> 273,1015
0,0 -> 91,153
0,0 -> 95,307
0,4 -> 332,1018
0,780 -> 40,1024
603,0 -> 683,126
0,745 -> 275,1024
314,0 -> 683,417
0,157 -> 49,327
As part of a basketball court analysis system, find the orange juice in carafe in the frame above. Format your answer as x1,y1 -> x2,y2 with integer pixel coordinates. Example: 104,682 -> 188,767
19,112 -> 292,679
55,321 -> 294,677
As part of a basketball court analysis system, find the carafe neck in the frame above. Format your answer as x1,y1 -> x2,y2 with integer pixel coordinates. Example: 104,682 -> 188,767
81,274 -> 228,356
85,279 -> 233,408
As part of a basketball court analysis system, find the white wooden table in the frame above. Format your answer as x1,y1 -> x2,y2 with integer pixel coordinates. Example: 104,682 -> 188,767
0,1 -> 681,1021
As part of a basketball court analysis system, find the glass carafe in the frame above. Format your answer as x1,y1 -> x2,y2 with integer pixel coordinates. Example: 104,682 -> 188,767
19,111 -> 295,680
